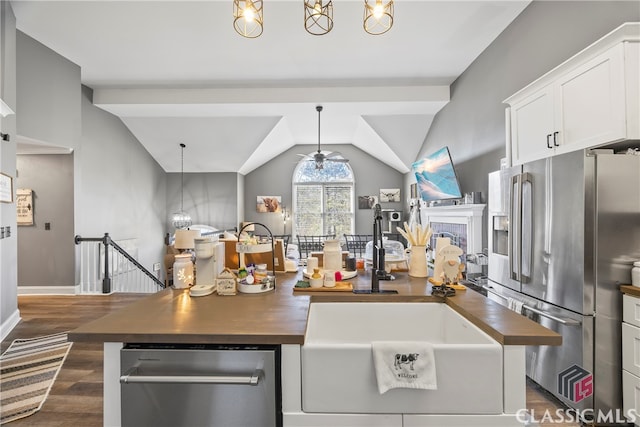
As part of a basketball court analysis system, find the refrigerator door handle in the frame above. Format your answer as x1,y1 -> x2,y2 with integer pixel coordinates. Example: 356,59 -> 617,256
482,286 -> 581,326
521,172 -> 533,283
522,305 -> 581,327
509,174 -> 522,281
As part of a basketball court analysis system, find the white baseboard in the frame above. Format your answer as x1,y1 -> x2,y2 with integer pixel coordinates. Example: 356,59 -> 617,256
0,309 -> 21,342
17,286 -> 76,295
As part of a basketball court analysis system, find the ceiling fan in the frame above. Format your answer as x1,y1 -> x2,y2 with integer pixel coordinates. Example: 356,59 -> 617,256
298,105 -> 349,170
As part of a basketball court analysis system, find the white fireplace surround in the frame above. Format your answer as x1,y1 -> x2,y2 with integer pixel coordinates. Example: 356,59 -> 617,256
419,203 -> 486,274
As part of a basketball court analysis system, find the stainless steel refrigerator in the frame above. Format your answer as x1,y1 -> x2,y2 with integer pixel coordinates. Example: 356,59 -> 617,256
486,149 -> 640,415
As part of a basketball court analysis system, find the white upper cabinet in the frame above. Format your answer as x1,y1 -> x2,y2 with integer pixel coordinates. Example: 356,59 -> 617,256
505,23 -> 639,166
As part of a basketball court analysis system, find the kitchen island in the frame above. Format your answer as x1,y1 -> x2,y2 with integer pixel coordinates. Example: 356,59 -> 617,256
69,270 -> 561,426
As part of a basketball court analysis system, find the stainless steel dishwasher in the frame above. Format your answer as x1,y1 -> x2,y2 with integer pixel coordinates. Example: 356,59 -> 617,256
120,343 -> 281,427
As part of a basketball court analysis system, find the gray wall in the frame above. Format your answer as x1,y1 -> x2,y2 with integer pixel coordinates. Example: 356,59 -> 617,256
77,86 -> 167,276
16,31 -> 81,150
15,30 -> 80,291
0,0 -> 18,339
16,154 -> 74,287
243,144 -> 404,235
166,172 -> 239,232
14,26 -> 168,288
413,1 -> 640,205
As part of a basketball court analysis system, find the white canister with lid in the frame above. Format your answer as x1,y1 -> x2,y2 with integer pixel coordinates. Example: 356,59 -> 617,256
323,239 -> 342,272
632,261 -> 640,287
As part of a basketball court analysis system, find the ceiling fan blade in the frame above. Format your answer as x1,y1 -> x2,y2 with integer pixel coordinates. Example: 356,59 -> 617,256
297,153 -> 313,159
325,151 -> 343,158
326,158 -> 349,163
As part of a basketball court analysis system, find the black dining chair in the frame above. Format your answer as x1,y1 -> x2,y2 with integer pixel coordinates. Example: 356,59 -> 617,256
343,234 -> 373,259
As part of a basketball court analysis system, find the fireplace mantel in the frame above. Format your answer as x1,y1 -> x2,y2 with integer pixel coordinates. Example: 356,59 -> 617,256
419,203 -> 486,274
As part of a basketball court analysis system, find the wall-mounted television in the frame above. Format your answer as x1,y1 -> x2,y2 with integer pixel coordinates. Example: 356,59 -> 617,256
411,147 -> 463,203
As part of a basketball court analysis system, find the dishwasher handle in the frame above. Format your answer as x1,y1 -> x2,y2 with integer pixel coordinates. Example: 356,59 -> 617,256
120,367 -> 262,386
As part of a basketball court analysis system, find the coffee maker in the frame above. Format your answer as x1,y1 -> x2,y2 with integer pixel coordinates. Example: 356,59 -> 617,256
194,237 -> 225,287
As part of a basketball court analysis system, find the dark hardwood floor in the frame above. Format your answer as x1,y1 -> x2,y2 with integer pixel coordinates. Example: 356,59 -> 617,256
1,294 -> 578,426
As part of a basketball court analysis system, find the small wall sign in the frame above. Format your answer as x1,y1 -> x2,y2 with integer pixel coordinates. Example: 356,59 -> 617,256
17,189 -> 33,226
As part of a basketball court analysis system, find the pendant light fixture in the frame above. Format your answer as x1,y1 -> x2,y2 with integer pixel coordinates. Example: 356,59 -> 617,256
304,0 -> 333,35
363,0 -> 394,35
233,0 -> 264,38
171,143 -> 192,230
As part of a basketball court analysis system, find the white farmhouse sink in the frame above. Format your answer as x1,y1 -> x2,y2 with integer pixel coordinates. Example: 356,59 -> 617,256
301,302 -> 503,414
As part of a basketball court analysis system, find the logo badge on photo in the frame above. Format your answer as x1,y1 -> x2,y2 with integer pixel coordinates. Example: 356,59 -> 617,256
558,364 -> 593,403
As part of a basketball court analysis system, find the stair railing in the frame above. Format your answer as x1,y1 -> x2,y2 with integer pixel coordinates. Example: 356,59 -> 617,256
75,233 -> 165,294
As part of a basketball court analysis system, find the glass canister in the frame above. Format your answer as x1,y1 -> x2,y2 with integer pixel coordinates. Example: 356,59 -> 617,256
632,261 -> 640,287
323,239 -> 342,272
173,253 -> 194,289
254,263 -> 268,283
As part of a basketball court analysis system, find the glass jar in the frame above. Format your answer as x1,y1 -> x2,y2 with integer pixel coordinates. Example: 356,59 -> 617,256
632,261 -> 640,287
173,253 -> 194,289
254,263 -> 268,283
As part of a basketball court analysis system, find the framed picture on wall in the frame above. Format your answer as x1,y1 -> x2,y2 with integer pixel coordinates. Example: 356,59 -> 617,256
0,172 -> 13,203
17,189 -> 34,226
257,196 -> 282,213
358,195 -> 378,209
379,188 -> 401,203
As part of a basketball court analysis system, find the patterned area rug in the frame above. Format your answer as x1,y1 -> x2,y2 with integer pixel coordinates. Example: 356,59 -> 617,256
0,332 -> 72,424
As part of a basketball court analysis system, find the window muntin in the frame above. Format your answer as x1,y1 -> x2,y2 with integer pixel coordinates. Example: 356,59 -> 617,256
293,153 -> 354,236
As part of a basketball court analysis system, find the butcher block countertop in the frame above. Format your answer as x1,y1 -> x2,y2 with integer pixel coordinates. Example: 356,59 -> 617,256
69,270 -> 561,347
621,285 -> 640,297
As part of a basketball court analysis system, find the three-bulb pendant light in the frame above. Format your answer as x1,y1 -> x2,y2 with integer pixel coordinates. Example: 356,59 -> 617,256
233,0 -> 393,38
170,143 -> 192,230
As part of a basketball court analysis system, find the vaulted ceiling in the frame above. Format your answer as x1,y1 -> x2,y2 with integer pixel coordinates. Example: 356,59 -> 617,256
12,0 -> 530,174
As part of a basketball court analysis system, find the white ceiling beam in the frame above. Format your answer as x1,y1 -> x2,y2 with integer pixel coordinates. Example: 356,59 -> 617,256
93,85 -> 450,111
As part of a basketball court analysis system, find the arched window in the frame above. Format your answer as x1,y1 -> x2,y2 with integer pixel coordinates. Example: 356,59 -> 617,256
293,153 -> 354,237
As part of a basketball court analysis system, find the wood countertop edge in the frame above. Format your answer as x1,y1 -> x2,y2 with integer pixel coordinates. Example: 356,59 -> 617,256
621,285 -> 640,297
445,298 -> 562,346
67,331 -> 305,345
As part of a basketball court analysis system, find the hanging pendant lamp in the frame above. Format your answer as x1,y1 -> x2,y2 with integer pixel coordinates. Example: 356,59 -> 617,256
363,0 -> 394,35
233,0 -> 264,38
171,143 -> 192,230
304,0 -> 333,35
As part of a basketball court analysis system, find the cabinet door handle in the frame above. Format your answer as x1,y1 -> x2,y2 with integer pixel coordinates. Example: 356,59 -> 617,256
546,134 -> 553,149
553,131 -> 559,147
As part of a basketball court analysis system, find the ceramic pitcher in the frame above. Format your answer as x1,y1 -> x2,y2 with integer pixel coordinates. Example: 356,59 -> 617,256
407,245 -> 428,278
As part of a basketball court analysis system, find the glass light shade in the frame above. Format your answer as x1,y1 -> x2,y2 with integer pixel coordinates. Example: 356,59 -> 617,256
363,0 -> 394,35
304,0 -> 333,35
171,211 -> 192,230
173,254 -> 194,289
233,0 -> 264,38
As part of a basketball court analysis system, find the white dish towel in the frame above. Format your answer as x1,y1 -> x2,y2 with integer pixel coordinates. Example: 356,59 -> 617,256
372,341 -> 438,394
507,297 -> 525,314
